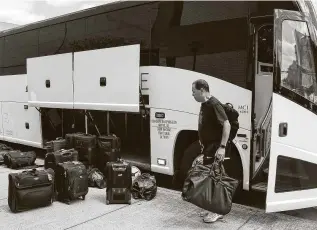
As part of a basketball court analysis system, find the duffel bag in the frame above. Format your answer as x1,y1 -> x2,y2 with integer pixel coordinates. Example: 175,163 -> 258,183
182,160 -> 239,215
5,151 -> 37,169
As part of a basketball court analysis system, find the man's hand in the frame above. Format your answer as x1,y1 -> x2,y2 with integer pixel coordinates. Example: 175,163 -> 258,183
215,147 -> 225,161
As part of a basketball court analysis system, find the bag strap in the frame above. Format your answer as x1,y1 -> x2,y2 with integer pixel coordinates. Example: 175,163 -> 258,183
210,158 -> 226,181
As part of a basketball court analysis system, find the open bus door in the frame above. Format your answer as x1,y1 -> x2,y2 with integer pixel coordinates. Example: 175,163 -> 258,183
266,9 -> 317,212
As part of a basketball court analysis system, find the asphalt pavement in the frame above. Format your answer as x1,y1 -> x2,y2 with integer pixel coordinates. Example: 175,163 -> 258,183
1,158 -> 317,230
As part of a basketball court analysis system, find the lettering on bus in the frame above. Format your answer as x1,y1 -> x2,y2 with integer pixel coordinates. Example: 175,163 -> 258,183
151,119 -> 177,139
238,105 -> 249,114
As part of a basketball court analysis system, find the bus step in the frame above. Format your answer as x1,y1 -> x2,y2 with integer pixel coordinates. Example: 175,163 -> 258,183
251,182 -> 267,192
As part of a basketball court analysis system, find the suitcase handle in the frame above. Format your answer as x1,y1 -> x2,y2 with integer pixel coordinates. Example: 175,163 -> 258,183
22,168 -> 38,175
61,151 -> 72,156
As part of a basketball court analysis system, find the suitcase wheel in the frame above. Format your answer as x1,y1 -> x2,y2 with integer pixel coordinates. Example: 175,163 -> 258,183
128,200 -> 131,205
106,200 -> 109,205
82,195 -> 85,200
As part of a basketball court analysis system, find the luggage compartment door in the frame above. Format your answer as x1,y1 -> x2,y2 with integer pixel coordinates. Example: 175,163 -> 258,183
0,74 -> 28,103
2,102 -> 43,148
2,102 -> 15,141
27,53 -> 74,109
14,103 -> 43,148
73,44 -> 140,112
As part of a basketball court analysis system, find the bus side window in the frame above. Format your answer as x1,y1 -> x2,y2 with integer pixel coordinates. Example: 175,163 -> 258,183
280,20 -> 317,104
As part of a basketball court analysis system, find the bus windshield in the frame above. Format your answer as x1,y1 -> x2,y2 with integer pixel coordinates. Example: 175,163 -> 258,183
279,0 -> 317,104
280,20 -> 317,102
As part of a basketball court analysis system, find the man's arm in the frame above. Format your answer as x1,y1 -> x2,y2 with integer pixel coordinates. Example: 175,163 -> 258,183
221,120 -> 231,147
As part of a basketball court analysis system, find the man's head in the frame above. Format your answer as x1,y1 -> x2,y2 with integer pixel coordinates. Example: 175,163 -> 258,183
192,79 -> 210,102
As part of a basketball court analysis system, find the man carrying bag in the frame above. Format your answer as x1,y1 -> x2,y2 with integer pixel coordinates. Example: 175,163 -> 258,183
184,79 -> 239,223
182,158 -> 239,218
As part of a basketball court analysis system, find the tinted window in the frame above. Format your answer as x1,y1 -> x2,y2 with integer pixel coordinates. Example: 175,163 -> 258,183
151,1 -> 256,88
2,30 -> 38,74
39,23 -> 66,56
70,3 -> 158,65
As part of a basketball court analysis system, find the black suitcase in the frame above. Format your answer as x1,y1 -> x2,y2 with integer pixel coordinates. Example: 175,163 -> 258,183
65,133 -> 85,149
45,138 -> 67,153
4,150 -> 37,169
98,135 -> 121,153
44,148 -> 79,171
74,134 -> 96,165
8,168 -> 55,213
106,160 -> 132,205
97,135 -> 121,174
55,161 -> 89,204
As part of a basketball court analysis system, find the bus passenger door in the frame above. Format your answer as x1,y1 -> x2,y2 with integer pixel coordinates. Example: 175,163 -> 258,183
266,9 -> 317,212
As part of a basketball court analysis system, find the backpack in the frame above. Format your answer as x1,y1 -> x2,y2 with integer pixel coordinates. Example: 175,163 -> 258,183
222,103 -> 239,140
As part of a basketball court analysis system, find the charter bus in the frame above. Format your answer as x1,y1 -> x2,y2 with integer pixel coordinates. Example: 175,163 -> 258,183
0,0 -> 316,213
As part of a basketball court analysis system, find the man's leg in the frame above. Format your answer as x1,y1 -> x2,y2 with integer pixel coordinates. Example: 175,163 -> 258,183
200,143 -> 224,223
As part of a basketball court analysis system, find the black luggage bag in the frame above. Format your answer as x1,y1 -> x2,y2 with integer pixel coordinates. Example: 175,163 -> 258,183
4,151 -> 37,169
98,135 -> 121,153
97,135 -> 121,174
0,143 -> 12,151
45,138 -> 67,153
0,151 -> 9,165
8,168 -> 55,213
65,133 -> 85,149
106,160 -> 132,205
44,148 -> 79,171
55,161 -> 89,204
74,134 -> 96,165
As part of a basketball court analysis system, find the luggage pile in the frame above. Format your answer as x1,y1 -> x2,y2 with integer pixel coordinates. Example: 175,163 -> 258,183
4,132 -> 157,213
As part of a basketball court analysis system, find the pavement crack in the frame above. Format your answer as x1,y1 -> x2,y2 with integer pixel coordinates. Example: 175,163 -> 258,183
63,200 -> 142,230
236,210 -> 259,230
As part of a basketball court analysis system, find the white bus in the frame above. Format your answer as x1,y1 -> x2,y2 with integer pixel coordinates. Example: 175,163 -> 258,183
0,0 -> 316,213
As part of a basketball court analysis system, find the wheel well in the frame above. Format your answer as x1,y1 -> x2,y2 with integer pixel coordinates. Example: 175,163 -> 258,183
173,130 -> 198,172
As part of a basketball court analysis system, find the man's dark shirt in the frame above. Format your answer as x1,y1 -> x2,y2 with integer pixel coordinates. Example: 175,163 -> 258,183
198,96 -> 228,146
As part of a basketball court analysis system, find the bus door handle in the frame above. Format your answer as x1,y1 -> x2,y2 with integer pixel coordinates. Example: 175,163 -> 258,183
279,122 -> 288,137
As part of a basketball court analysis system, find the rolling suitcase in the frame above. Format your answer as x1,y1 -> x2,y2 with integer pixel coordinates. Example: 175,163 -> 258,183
65,133 -> 84,149
44,148 -> 79,171
98,135 -> 121,153
97,135 -> 121,174
8,168 -> 55,213
74,134 -> 96,165
45,137 -> 67,153
4,150 -> 37,169
106,160 -> 132,205
55,161 -> 89,204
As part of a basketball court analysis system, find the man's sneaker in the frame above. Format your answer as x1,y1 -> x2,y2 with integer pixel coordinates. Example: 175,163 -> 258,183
203,213 -> 224,223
